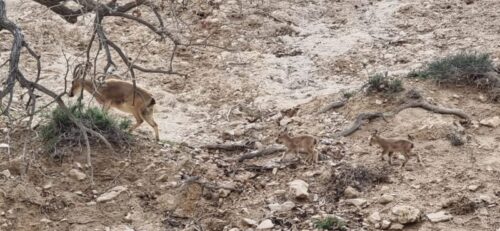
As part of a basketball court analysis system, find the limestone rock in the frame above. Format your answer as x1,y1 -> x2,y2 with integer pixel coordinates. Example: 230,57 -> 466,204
426,211 -> 453,222
480,116 -> 500,128
288,179 -> 309,199
379,194 -> 395,204
346,198 -> 367,207
241,218 -> 258,227
256,219 -> 274,229
242,218 -> 258,227
389,223 -> 404,230
381,220 -> 391,229
390,205 -> 421,224
69,169 -> 87,181
344,186 -> 360,198
368,211 -> 381,224
96,186 -> 127,203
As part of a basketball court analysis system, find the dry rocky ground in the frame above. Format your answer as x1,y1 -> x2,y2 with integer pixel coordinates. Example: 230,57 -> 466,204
1,0 -> 500,230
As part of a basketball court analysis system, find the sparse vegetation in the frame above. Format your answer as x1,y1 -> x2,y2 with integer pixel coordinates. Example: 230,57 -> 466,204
327,164 -> 390,201
408,52 -> 497,88
447,133 -> 464,146
367,73 -> 404,94
314,216 -> 347,231
39,103 -> 131,157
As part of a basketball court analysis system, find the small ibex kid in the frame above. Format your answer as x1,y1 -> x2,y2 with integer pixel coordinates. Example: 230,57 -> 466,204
68,63 -> 159,141
369,130 -> 423,168
275,130 -> 318,164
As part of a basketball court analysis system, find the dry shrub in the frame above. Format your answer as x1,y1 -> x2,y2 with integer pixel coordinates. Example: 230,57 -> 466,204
39,103 -> 132,158
327,164 -> 390,201
442,196 -> 477,215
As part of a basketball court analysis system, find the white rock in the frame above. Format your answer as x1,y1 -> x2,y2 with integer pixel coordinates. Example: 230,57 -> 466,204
228,228 -> 240,231
96,186 -> 127,202
242,218 -> 258,227
0,143 -> 9,148
346,198 -> 367,207
480,116 -> 500,128
69,169 -> 87,181
479,194 -> 494,204
1,170 -> 11,178
379,194 -> 395,204
268,201 -> 295,212
288,179 -> 309,200
256,219 -> 274,230
344,186 -> 360,198
368,211 -> 381,224
279,117 -> 292,126
43,182 -> 53,189
389,223 -> 404,230
467,185 -> 480,191
426,211 -> 453,222
390,205 -> 421,224
381,220 -> 391,229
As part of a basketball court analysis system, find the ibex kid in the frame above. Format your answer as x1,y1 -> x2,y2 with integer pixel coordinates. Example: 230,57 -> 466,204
369,130 -> 423,168
276,130 -> 318,164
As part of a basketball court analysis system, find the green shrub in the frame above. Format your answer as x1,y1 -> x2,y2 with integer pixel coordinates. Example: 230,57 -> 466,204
39,103 -> 131,157
314,217 -> 347,231
367,73 -> 404,94
408,52 -> 496,87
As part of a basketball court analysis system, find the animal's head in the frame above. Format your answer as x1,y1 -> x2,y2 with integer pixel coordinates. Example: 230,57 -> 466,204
276,128 -> 290,144
68,62 -> 91,97
369,129 -> 379,146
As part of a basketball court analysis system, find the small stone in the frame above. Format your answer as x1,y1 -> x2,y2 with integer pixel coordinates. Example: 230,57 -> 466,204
389,223 -> 404,230
156,174 -> 169,182
381,220 -> 391,229
242,218 -> 258,227
69,169 -> 87,181
0,143 -> 9,148
42,182 -> 53,189
368,211 -> 382,224
379,194 -> 395,204
426,211 -> 453,222
288,179 -> 309,200
390,205 -> 421,224
478,207 -> 489,216
274,189 -> 286,196
256,219 -> 274,230
375,99 -> 383,105
478,94 -> 487,102
467,185 -> 480,191
96,186 -> 127,202
344,186 -> 360,198
479,194 -> 494,204
480,116 -> 500,128
40,218 -> 52,223
268,201 -> 295,212
1,170 -> 11,178
229,228 -> 240,231
346,198 -> 367,207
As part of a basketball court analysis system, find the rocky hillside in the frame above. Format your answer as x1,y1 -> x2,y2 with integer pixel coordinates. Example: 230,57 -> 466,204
0,0 -> 499,230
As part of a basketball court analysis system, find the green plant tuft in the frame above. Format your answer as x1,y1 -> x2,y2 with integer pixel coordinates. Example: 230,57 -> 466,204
367,73 -> 404,94
408,52 -> 496,87
39,103 -> 131,158
314,216 -> 347,231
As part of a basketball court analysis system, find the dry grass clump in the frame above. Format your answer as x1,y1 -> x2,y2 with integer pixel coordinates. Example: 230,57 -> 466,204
39,103 -> 132,158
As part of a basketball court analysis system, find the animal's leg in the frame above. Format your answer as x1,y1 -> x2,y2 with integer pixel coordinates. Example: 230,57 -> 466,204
400,152 -> 409,169
380,151 -> 385,161
312,149 -> 318,163
280,150 -> 289,162
129,110 -> 144,132
416,152 -> 425,167
141,107 -> 159,141
388,151 -> 394,165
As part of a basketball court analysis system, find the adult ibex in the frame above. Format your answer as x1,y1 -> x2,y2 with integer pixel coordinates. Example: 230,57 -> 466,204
68,63 -> 159,141
369,130 -> 423,168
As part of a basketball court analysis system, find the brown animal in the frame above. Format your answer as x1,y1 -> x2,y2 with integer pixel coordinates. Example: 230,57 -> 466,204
369,130 -> 423,168
276,131 -> 318,163
68,63 -> 159,141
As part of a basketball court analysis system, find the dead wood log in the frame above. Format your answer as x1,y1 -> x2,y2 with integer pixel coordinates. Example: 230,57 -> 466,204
395,100 -> 470,121
202,143 -> 253,151
317,99 -> 347,114
334,112 -> 387,137
237,147 -> 286,162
